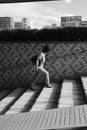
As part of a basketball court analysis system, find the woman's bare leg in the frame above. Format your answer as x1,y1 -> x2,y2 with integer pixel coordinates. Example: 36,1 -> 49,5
38,67 -> 51,86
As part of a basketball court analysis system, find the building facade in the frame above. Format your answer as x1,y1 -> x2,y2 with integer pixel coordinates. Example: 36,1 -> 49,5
61,16 -> 82,27
0,17 -> 13,30
22,18 -> 28,29
14,18 -> 29,30
79,21 -> 87,27
14,22 -> 22,29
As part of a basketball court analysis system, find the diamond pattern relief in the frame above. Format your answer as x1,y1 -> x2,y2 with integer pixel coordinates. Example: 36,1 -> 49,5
0,50 -> 5,62
3,44 -> 11,55
10,50 -> 21,63
2,58 -> 11,68
3,70 -> 12,82
0,77 -> 6,88
11,66 -> 21,76
0,42 -> 87,89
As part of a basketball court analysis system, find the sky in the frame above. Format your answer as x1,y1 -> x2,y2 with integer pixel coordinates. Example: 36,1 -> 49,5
0,0 -> 87,28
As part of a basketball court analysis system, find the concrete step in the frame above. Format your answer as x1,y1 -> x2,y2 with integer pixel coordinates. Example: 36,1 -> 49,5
6,89 -> 34,114
0,87 -> 26,114
58,79 -> 86,108
81,76 -> 87,96
6,85 -> 43,114
30,82 -> 62,111
81,77 -> 87,91
0,90 -> 11,101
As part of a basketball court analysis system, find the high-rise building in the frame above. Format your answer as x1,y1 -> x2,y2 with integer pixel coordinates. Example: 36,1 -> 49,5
0,17 -> 13,30
61,16 -> 82,27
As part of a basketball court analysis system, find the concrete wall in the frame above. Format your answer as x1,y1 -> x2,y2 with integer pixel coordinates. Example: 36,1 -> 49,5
0,42 -> 87,89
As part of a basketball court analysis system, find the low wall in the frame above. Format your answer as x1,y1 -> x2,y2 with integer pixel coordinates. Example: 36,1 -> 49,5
0,41 -> 87,89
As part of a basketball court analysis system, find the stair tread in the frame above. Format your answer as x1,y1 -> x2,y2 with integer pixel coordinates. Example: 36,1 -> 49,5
6,89 -> 34,113
58,79 -> 86,108
31,83 -> 60,111
0,87 -> 25,113
81,77 -> 87,90
0,90 -> 10,101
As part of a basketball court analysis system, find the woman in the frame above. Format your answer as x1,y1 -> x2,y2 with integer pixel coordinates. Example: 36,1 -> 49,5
30,45 -> 51,90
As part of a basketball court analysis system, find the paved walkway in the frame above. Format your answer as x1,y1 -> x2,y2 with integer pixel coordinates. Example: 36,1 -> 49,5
0,104 -> 87,130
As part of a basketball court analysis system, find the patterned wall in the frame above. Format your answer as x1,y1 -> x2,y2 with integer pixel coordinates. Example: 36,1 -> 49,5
0,42 -> 87,89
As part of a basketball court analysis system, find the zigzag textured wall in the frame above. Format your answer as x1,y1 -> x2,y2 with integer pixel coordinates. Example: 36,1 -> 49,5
0,42 -> 87,89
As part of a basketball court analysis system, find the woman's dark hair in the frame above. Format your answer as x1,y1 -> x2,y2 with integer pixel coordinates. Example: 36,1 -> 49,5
42,45 -> 49,53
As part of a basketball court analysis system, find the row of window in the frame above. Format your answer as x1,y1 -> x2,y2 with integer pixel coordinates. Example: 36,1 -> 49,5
61,17 -> 81,22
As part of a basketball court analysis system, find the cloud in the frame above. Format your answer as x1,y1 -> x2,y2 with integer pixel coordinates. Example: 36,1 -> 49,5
30,15 -> 60,28
0,2 -> 74,29
62,13 -> 74,16
64,0 -> 72,4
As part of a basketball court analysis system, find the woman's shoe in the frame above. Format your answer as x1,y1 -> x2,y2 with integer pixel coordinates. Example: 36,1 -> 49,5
30,83 -> 35,90
29,86 -> 35,90
46,84 -> 52,88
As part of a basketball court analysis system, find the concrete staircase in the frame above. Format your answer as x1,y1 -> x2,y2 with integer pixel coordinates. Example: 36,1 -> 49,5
0,77 -> 86,116
0,77 -> 86,129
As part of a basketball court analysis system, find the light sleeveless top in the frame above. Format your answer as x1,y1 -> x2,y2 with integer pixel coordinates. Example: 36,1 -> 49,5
38,53 -> 45,68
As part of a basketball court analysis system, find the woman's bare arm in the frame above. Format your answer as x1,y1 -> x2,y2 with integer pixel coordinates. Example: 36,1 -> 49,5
36,58 -> 39,70
36,54 -> 41,70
